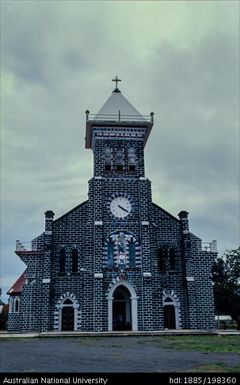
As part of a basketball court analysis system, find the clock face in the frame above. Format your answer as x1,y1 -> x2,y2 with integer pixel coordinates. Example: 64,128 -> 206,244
110,197 -> 132,218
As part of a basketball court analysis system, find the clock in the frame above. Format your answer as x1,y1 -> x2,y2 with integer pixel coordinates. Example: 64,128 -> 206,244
110,196 -> 132,218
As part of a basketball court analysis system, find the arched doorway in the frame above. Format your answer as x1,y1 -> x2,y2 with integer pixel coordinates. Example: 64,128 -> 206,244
113,286 -> 131,331
107,280 -> 138,331
163,294 -> 180,329
164,305 -> 176,329
54,292 -> 81,331
61,299 -> 74,331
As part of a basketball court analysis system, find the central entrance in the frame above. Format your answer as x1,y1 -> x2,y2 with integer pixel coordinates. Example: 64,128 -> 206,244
113,286 -> 131,331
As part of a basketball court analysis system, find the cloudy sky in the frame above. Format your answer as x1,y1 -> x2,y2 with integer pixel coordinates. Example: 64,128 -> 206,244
1,1 -> 239,302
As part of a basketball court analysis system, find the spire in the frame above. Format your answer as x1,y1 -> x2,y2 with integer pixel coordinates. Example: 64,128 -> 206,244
112,76 -> 121,93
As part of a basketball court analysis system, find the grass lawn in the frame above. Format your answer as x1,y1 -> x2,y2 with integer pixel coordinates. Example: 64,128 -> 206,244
145,335 -> 240,372
187,363 -> 240,373
160,335 -> 240,354
0,334 -> 239,372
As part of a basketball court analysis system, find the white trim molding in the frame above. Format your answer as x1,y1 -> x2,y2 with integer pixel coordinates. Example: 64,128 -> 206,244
162,290 -> 181,329
42,278 -> 51,283
54,292 -> 81,331
95,221 -> 103,225
186,276 -> 195,282
94,273 -> 103,278
143,272 -> 152,277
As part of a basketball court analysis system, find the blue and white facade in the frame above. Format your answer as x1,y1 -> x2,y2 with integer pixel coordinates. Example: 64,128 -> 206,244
8,84 -> 217,332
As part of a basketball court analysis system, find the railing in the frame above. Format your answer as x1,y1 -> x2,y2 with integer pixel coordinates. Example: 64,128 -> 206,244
202,240 -> 217,252
86,111 -> 154,123
16,240 -> 32,251
16,239 -> 41,251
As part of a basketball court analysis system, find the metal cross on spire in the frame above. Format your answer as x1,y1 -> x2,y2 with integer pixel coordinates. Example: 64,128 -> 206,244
112,76 -> 121,90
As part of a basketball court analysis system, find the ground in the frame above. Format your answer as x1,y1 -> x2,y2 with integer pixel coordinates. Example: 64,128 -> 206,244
0,335 -> 240,373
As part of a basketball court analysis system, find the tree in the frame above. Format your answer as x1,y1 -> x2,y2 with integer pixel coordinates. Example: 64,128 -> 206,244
211,247 -> 240,329
0,304 -> 8,330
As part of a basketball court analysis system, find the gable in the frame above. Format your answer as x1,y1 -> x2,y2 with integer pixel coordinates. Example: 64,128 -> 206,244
152,202 -> 181,225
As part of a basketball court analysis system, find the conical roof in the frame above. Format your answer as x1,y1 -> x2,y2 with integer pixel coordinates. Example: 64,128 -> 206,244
95,89 -> 144,121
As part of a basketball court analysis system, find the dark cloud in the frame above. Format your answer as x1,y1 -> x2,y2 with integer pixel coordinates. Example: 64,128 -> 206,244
145,32 -> 238,185
1,1 -> 239,301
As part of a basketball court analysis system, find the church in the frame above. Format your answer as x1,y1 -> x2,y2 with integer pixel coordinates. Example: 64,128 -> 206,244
7,78 -> 217,332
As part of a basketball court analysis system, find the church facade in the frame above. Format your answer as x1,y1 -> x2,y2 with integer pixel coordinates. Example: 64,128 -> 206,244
8,80 -> 217,332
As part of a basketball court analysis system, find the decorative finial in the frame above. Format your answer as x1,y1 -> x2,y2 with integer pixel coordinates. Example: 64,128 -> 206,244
112,76 -> 121,92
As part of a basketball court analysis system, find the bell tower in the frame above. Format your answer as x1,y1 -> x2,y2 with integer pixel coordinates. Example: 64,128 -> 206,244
84,79 -> 155,331
85,77 -> 154,179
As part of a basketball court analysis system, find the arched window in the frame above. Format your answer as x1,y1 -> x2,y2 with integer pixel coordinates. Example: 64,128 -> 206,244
107,242 -> 114,268
106,231 -> 141,270
59,248 -> 66,273
71,249 -> 78,273
157,247 -> 166,272
9,297 -> 14,313
105,147 -> 112,170
129,240 -> 136,268
169,248 -> 176,270
128,147 -> 136,171
116,148 -> 123,171
14,297 -> 20,313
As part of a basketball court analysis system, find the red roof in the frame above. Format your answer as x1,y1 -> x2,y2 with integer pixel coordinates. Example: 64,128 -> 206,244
7,272 -> 26,295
